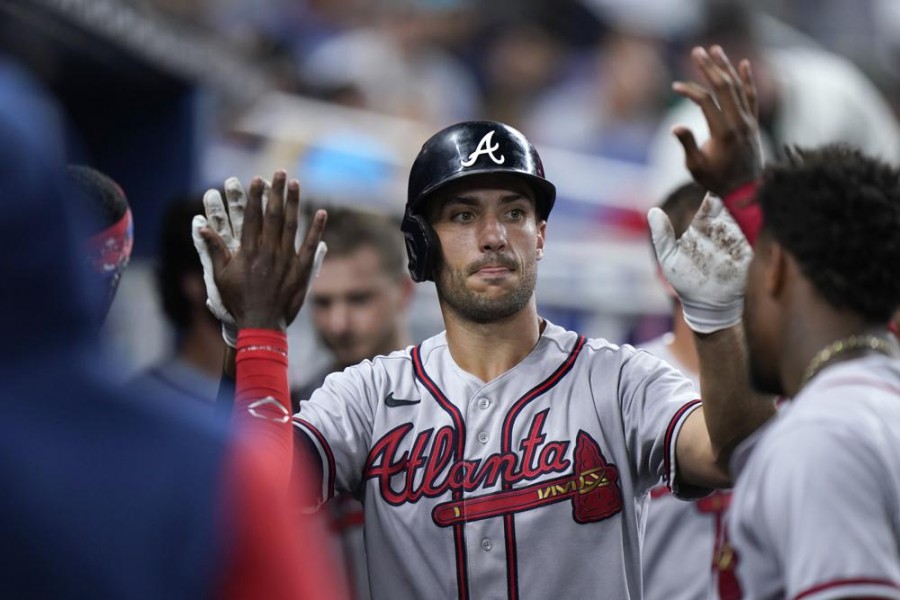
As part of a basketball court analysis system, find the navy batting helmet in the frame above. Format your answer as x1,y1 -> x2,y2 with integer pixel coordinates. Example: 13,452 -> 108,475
401,120 -> 556,282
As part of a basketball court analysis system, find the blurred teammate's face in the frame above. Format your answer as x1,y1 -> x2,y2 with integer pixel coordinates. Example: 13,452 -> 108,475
743,235 -> 784,396
309,247 -> 410,369
429,175 -> 545,323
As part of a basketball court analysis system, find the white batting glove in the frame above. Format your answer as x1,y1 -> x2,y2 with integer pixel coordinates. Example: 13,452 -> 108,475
648,193 -> 752,334
191,178 -> 243,346
192,176 -> 328,347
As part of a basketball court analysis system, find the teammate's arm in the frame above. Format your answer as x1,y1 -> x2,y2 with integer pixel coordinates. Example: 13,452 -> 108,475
199,171 -> 327,488
676,329 -> 772,487
659,46 -> 776,486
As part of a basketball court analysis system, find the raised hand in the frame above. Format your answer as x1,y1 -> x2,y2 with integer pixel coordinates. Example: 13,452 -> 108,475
672,46 -> 763,197
198,171 -> 327,331
648,193 -> 752,334
192,178 -> 251,329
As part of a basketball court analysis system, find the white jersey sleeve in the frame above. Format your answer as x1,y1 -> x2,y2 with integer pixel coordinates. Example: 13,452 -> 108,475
608,345 -> 705,498
293,351 -> 411,503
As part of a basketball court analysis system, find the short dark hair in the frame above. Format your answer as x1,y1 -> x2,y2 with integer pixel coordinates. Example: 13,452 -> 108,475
157,197 -> 204,331
757,144 -> 900,323
67,165 -> 129,232
314,205 -> 407,278
659,181 -> 706,238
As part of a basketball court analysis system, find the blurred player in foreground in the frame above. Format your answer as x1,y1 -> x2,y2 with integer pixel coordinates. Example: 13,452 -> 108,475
664,45 -> 900,599
195,47 -> 776,599
641,182 -> 731,600
0,59 -> 346,599
68,164 -> 133,321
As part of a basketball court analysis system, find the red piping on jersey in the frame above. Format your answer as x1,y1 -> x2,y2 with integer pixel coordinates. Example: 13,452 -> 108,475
412,345 -> 470,600
294,418 -> 336,501
793,577 -> 900,600
500,335 -> 587,600
663,399 -> 702,491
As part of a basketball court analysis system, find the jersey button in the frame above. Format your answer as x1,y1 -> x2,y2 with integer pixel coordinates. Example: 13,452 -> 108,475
477,431 -> 489,444
477,397 -> 490,410
481,538 -> 493,552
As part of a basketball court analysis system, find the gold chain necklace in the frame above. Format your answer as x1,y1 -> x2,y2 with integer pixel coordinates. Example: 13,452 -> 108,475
801,334 -> 896,388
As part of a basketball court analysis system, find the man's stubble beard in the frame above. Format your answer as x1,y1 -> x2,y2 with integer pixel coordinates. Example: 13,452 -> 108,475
743,309 -> 785,397
435,255 -> 538,324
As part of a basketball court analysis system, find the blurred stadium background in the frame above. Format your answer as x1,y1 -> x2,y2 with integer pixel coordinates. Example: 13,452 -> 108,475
4,0 -> 898,388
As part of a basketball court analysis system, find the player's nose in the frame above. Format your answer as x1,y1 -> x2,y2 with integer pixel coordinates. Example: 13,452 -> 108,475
326,303 -> 352,335
478,213 -> 507,253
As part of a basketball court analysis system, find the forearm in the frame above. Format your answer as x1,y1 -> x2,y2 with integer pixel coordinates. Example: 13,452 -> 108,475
695,323 -> 774,471
232,329 -> 294,489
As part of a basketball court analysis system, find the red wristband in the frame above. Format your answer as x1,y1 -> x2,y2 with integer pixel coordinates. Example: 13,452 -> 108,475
235,329 -> 290,422
722,181 -> 762,247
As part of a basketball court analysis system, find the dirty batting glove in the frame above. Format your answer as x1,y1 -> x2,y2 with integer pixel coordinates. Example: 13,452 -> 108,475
648,193 -> 751,334
191,210 -> 238,347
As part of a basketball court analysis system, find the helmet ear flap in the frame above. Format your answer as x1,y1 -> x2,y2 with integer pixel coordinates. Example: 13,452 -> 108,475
401,212 -> 438,283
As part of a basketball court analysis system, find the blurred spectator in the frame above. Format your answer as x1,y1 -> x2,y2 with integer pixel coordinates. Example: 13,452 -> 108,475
132,197 -> 225,406
524,15 -> 673,163
648,1 -> 900,201
477,15 -> 569,129
0,57 -> 346,599
300,0 -> 481,124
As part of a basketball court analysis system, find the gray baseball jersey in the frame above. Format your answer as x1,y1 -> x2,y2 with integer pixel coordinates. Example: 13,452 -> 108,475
639,335 -> 731,600
294,320 -> 706,599
725,354 -> 900,600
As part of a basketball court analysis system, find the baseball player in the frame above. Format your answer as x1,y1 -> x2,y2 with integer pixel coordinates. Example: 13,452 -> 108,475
720,145 -> 900,600
670,46 -> 900,600
195,47 -> 776,600
640,182 -> 732,600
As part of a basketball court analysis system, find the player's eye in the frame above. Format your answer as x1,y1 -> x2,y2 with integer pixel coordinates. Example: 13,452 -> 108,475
347,292 -> 375,306
310,297 -> 331,309
451,211 -> 476,223
506,208 -> 526,220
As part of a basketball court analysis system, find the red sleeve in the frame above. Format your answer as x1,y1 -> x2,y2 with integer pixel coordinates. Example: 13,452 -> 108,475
232,329 -> 293,487
722,181 -> 762,246
219,441 -> 349,600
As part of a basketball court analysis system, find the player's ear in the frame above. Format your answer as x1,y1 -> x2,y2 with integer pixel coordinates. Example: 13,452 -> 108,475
763,238 -> 787,299
536,220 -> 546,260
397,273 -> 415,309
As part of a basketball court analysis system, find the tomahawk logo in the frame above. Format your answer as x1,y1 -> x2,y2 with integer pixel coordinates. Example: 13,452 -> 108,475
460,130 -> 506,167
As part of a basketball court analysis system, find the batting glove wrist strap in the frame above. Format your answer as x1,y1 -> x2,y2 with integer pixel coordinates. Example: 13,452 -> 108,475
680,298 -> 744,334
